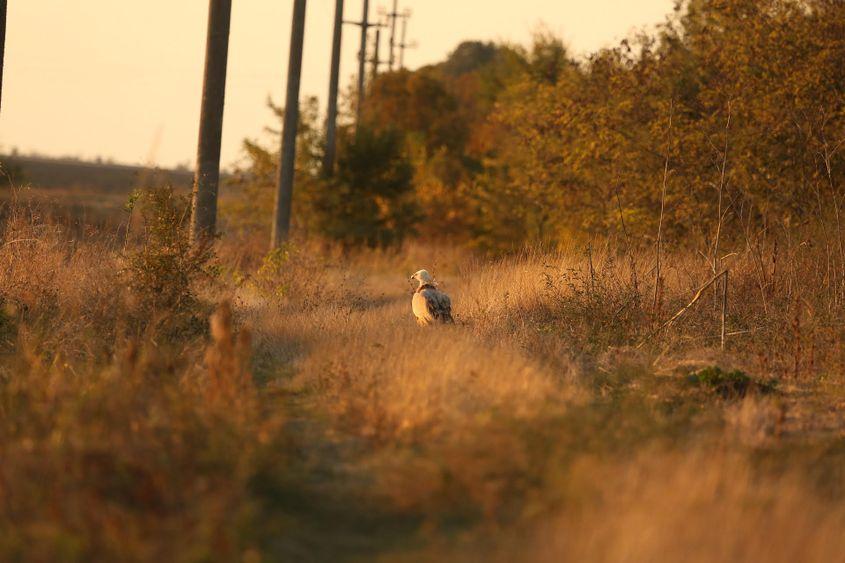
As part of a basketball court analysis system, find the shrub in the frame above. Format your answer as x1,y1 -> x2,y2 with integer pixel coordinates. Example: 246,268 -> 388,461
540,252 -> 646,353
0,305 -> 277,562
686,366 -> 775,399
124,187 -> 216,335
314,126 -> 420,249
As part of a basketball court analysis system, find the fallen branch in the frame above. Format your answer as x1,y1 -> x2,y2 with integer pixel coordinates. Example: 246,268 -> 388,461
1,238 -> 39,248
638,270 -> 728,349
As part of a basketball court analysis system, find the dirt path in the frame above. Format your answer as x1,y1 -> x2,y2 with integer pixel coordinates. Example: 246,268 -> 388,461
241,278 -> 430,560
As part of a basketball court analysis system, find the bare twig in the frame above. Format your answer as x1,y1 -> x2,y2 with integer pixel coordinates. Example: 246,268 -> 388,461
615,184 -> 640,297
821,137 -> 845,304
653,99 -> 675,316
712,101 -> 732,277
1,238 -> 39,248
638,269 -> 728,349
721,269 -> 729,350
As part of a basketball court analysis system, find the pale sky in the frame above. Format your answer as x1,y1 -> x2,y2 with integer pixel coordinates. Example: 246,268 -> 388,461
0,1 -> 674,169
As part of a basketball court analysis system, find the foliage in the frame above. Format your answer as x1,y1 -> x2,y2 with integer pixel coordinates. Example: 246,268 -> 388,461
4,198 -> 845,559
687,366 -> 754,398
223,96 -> 325,238
9,2 -> 845,557
0,303 -> 276,561
228,97 -> 419,249
0,204 -> 285,561
364,68 -> 468,155
124,186 -> 216,334
0,157 -> 26,188
0,302 -> 16,352
292,1 -> 841,253
686,366 -> 777,399
313,126 -> 418,248
254,245 -> 292,299
474,0 -> 845,250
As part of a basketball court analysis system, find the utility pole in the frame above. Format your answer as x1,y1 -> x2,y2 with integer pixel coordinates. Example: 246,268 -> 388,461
397,10 -> 416,69
0,0 -> 7,115
190,0 -> 232,243
357,0 -> 369,121
322,0 -> 344,177
370,21 -> 387,82
271,0 -> 307,248
343,0 -> 372,123
387,0 -> 398,71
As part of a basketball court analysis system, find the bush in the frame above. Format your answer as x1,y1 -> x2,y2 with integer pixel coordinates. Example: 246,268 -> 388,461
124,187 -> 216,335
540,252 -> 647,354
0,304 -> 277,562
686,367 -> 775,399
314,126 -> 420,248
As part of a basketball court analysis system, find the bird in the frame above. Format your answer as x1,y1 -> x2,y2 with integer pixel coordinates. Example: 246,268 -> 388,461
410,269 -> 454,325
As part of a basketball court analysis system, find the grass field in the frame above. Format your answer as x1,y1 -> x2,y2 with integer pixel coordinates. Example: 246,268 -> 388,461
0,155 -> 194,229
1,191 -> 845,562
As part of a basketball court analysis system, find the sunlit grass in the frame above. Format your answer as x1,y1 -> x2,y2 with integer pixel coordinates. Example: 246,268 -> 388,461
2,200 -> 845,561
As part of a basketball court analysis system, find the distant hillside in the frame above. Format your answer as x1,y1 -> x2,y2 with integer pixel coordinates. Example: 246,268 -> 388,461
0,154 -> 194,192
0,155 -> 199,229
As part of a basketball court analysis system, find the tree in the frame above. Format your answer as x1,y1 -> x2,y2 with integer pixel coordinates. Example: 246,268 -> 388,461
314,126 -> 418,248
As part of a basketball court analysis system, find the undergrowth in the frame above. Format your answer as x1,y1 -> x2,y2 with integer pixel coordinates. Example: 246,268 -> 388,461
2,197 -> 845,561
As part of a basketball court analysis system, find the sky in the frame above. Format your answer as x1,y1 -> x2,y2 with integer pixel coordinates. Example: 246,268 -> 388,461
0,0 -> 674,169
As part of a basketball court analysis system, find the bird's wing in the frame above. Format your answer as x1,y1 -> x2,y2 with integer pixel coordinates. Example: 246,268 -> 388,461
422,288 -> 453,322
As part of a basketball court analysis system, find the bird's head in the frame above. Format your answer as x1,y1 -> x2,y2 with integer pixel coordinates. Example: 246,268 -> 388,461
410,269 -> 434,287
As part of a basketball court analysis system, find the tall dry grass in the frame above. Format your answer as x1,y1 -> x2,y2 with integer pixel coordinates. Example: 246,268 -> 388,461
529,449 -> 845,563
2,196 -> 845,561
245,231 -> 845,560
0,198 -> 283,561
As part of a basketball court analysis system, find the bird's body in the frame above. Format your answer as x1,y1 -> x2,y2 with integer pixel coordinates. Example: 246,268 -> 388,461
410,270 -> 454,325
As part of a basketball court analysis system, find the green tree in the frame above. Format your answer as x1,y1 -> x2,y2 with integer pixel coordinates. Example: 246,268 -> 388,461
314,126 -> 418,248
223,96 -> 324,238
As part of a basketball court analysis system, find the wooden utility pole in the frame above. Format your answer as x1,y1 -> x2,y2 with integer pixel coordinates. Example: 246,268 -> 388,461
397,10 -> 415,69
370,22 -> 386,81
343,0 -> 376,124
271,0 -> 307,248
190,0 -> 232,243
322,0 -> 344,177
387,0 -> 398,71
0,0 -> 7,115
356,0 -> 370,121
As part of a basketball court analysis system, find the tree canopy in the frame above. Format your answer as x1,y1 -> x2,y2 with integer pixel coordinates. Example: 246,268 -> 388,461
230,0 -> 845,254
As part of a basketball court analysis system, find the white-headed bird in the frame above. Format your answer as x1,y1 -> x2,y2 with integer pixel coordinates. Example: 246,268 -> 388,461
410,269 -> 454,325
